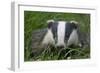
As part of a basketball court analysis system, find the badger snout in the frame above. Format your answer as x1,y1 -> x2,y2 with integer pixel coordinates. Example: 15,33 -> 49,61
56,45 -> 65,49
56,41 -> 65,49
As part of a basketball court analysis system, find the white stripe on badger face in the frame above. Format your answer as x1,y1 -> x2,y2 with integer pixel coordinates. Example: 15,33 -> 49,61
67,29 -> 79,46
56,21 -> 66,46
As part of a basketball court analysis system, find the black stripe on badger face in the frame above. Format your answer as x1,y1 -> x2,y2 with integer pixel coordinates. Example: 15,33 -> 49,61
65,22 -> 78,43
65,22 -> 80,47
50,22 -> 58,43
47,20 -> 58,43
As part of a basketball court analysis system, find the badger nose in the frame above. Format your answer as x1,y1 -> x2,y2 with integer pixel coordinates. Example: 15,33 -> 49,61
57,45 -> 64,49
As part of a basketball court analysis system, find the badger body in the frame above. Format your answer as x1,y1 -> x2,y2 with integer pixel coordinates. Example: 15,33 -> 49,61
42,20 -> 81,49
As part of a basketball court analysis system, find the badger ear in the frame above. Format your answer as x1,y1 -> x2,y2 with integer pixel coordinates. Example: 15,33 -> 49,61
47,20 -> 54,29
70,21 -> 79,29
70,21 -> 78,24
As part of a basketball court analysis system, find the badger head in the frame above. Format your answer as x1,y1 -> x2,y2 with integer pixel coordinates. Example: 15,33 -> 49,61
42,20 -> 81,49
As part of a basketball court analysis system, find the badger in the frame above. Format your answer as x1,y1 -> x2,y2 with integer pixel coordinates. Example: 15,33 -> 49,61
31,20 -> 90,57
41,20 -> 82,49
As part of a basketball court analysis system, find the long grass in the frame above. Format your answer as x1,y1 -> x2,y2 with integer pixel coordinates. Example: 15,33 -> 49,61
24,11 -> 90,61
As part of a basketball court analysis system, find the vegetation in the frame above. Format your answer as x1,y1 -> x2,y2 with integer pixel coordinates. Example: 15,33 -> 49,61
24,11 -> 90,61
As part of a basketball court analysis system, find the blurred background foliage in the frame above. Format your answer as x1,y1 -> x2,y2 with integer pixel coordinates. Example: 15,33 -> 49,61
24,11 -> 90,61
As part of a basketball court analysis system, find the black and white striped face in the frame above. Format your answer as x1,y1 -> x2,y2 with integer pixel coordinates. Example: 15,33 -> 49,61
42,20 -> 80,49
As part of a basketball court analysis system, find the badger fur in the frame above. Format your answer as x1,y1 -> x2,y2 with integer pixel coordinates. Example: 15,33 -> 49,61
42,20 -> 81,48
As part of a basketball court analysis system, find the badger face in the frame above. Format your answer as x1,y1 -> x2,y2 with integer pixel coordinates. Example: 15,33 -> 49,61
42,20 -> 80,49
